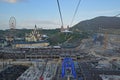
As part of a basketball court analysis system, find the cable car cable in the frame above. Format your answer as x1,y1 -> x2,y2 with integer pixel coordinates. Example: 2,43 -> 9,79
70,0 -> 82,27
57,0 -> 64,26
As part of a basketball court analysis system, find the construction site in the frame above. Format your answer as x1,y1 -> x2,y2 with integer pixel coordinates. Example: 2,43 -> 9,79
0,0 -> 120,80
0,31 -> 120,80
0,16 -> 120,80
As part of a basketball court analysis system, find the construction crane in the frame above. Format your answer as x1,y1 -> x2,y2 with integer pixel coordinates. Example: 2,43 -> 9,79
103,14 -> 120,49
104,31 -> 108,49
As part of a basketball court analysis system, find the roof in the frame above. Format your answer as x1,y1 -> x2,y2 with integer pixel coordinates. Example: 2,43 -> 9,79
13,40 -> 49,44
61,30 -> 72,33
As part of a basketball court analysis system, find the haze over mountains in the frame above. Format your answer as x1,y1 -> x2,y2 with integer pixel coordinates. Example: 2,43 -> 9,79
0,16 -> 120,45
72,16 -> 120,31
1,16 -> 120,38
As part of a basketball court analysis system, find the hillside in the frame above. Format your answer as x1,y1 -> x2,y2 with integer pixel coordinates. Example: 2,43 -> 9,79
72,16 -> 120,31
48,32 -> 89,46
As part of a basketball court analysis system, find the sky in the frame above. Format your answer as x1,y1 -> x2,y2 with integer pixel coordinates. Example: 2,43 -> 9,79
0,0 -> 120,30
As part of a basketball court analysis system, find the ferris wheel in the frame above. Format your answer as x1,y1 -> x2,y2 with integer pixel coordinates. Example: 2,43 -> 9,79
9,16 -> 16,29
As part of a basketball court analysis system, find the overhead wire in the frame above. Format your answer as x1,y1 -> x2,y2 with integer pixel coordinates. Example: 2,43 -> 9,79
57,0 -> 64,26
70,0 -> 82,27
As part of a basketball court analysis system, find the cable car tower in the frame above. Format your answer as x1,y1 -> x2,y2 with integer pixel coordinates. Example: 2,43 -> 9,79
56,1 -> 82,79
57,0 -> 82,32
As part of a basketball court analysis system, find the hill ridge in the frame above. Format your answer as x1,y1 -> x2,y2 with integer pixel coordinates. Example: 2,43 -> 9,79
72,16 -> 120,31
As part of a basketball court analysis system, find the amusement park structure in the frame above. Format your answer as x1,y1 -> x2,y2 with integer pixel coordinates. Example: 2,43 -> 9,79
5,17 -> 16,43
9,16 -> 16,30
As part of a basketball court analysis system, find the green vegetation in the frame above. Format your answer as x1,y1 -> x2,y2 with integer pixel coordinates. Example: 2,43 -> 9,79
0,29 -> 90,46
48,31 -> 90,46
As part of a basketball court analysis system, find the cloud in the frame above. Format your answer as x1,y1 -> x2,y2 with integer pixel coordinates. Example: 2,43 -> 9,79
0,0 -> 27,3
23,20 -> 60,25
77,9 -> 120,21
80,9 -> 120,16
93,10 -> 120,15
17,20 -> 61,29
0,24 -> 9,30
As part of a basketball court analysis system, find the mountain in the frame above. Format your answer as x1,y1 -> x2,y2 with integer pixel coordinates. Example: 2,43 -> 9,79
72,16 -> 120,31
